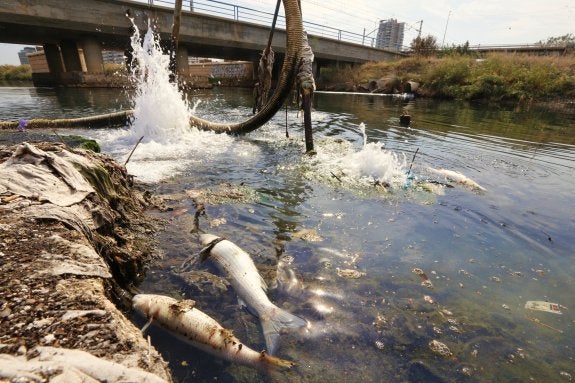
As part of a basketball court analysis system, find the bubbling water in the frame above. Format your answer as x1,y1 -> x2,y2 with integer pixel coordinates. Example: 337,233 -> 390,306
308,123 -> 407,189
127,19 -> 192,142
97,19 -> 236,182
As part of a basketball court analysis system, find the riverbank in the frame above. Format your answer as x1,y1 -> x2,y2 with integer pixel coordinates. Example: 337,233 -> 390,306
317,53 -> 575,105
0,141 -> 173,382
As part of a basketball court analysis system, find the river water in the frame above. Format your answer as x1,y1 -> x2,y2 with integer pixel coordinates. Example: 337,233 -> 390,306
1,84 -> 574,382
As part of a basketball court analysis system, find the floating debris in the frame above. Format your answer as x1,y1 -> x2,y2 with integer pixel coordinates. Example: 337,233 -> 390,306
292,228 -> 323,242
374,339 -> 385,350
429,340 -> 452,357
525,315 -> 563,333
490,276 -> 502,283
209,217 -> 227,227
412,268 -> 433,288
502,304 -> 511,310
423,295 -> 434,304
449,325 -> 462,334
336,268 -> 366,279
525,301 -> 564,314
185,183 -> 258,205
560,371 -> 572,381
461,366 -> 473,377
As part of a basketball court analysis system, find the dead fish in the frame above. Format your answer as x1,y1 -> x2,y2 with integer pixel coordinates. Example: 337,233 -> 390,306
199,234 -> 307,355
427,167 -> 486,191
132,294 -> 295,369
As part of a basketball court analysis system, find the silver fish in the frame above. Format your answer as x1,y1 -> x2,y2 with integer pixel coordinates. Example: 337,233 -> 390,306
428,167 -> 486,191
199,234 -> 307,354
132,294 -> 294,369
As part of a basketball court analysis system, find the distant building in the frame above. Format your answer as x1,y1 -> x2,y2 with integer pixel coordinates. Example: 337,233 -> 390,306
375,19 -> 405,51
18,47 -> 38,65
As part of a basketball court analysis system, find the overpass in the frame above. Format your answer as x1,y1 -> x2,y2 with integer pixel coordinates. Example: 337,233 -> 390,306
0,0 -> 403,86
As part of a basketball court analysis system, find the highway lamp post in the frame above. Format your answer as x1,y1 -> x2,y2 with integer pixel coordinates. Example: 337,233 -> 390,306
442,10 -> 451,48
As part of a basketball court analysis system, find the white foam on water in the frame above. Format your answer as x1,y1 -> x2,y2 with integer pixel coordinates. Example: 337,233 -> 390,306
308,123 -> 407,189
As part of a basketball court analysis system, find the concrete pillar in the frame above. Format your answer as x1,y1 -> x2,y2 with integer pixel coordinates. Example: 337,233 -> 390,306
312,61 -> 320,80
43,43 -> 64,74
60,40 -> 83,72
82,38 -> 104,73
176,46 -> 189,75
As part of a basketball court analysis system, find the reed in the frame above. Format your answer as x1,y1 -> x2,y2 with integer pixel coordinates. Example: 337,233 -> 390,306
320,53 -> 575,103
0,64 -> 32,81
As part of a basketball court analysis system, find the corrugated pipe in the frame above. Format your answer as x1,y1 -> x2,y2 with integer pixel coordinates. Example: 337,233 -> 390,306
190,0 -> 303,134
0,110 -> 133,130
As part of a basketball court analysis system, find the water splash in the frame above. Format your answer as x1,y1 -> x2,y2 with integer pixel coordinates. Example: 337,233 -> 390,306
306,123 -> 407,190
127,18 -> 192,142
97,19 -> 236,182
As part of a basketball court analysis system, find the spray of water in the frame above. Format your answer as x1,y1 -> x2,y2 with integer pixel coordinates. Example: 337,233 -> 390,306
96,19 -> 236,182
127,18 -> 192,142
307,122 -> 407,190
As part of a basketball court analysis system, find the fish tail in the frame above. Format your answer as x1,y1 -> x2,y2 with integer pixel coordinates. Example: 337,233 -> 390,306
261,307 -> 307,355
259,350 -> 296,369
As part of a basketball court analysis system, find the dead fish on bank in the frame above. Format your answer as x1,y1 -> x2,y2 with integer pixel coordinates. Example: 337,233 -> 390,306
199,234 -> 307,354
427,167 -> 486,191
132,294 -> 295,369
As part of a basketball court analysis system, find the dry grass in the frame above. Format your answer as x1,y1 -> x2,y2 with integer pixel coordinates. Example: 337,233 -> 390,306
319,53 -> 575,102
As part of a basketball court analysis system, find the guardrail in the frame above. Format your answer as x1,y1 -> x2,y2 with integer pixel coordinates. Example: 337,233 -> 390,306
467,43 -> 572,50
134,0 -> 379,48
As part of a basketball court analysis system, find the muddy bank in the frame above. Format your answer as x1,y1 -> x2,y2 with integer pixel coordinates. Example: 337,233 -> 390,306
0,142 -> 172,382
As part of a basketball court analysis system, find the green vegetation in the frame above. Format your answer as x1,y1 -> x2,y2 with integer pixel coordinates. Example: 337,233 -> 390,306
0,65 -> 32,81
320,53 -> 575,103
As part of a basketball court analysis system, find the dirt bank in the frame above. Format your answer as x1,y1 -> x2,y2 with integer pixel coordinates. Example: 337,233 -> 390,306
0,142 -> 172,382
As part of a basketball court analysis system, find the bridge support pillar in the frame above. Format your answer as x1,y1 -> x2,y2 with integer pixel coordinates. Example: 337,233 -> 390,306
176,46 -> 189,75
60,40 -> 83,72
43,44 -> 65,75
312,61 -> 320,80
82,38 -> 104,73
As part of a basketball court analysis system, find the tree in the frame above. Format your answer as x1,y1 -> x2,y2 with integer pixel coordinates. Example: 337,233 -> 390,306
537,33 -> 575,47
410,35 -> 439,56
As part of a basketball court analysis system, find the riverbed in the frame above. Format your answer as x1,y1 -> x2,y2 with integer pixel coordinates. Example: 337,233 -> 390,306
1,85 -> 574,382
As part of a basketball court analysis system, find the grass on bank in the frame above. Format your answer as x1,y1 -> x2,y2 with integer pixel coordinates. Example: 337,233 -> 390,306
320,53 -> 575,103
0,65 -> 32,81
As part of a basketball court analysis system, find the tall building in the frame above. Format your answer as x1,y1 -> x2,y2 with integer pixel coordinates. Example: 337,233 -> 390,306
18,47 -> 38,65
375,19 -> 405,51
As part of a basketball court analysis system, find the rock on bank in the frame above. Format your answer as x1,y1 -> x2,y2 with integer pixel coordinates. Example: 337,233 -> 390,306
0,142 -> 172,382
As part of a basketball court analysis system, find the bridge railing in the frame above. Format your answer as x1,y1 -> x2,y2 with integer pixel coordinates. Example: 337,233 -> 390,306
134,0 -> 379,48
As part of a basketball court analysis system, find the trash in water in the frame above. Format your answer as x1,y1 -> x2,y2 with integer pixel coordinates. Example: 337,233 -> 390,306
429,340 -> 452,357
524,301 -> 564,315
412,267 -> 433,288
336,268 -> 366,279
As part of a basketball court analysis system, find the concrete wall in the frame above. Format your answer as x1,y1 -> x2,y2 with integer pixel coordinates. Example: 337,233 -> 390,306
27,52 -> 50,73
188,61 -> 253,87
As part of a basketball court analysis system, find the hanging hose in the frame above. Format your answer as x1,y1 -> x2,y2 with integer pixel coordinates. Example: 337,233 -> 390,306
253,0 -> 281,114
191,0 -> 303,134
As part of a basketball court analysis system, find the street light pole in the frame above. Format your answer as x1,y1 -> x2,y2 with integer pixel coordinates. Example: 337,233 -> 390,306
442,10 -> 451,47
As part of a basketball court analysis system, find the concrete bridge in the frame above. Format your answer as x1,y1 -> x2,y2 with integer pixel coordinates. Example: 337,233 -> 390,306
0,0 -> 403,86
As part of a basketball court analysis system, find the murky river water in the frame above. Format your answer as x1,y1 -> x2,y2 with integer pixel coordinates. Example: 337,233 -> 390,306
1,85 -> 574,382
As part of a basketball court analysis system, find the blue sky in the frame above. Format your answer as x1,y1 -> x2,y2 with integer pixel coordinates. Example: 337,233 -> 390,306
1,0 -> 573,65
